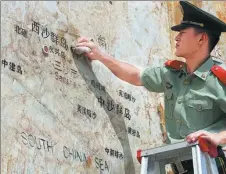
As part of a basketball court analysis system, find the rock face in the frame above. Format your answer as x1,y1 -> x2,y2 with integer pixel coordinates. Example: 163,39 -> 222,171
1,1 -> 225,174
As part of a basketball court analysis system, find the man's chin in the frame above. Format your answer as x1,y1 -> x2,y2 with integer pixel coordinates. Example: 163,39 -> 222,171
175,52 -> 180,57
175,51 -> 184,57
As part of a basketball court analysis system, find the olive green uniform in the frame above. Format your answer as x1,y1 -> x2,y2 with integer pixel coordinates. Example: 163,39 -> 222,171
140,57 -> 226,144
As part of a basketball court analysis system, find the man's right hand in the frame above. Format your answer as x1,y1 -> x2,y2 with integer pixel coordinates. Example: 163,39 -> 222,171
76,37 -> 104,61
75,36 -> 142,86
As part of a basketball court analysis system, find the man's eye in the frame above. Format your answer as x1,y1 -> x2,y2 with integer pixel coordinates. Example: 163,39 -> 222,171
179,32 -> 185,36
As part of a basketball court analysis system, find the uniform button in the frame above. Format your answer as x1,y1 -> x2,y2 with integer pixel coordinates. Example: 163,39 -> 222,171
197,104 -> 202,111
184,80 -> 189,85
178,99 -> 182,104
176,120 -> 181,123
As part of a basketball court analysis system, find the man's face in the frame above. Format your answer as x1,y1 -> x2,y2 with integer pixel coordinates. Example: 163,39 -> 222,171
174,27 -> 201,58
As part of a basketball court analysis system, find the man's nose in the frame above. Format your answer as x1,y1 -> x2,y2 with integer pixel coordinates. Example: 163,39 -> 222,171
175,34 -> 180,41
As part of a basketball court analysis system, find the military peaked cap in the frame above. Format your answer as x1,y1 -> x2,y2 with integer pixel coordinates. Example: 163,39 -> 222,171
171,1 -> 226,36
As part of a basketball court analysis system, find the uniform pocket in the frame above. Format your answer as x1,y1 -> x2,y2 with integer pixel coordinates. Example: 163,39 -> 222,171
186,98 -> 214,129
188,99 -> 213,111
165,89 -> 174,119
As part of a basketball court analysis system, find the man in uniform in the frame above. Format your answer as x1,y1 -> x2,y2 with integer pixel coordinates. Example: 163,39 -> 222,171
76,1 -> 226,172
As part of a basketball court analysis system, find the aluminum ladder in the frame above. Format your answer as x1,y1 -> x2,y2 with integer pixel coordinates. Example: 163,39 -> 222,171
137,141 -> 219,174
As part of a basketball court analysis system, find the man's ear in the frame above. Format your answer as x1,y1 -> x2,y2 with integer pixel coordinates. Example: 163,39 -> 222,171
199,33 -> 208,44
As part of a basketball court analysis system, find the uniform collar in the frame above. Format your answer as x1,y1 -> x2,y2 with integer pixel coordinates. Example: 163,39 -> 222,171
192,57 -> 214,81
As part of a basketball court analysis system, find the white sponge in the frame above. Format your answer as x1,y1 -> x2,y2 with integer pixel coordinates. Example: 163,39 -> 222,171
71,41 -> 91,55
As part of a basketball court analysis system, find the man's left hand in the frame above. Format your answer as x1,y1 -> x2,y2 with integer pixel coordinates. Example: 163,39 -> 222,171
186,130 -> 220,146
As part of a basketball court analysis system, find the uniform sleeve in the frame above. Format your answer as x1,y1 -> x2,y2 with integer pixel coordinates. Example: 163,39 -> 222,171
140,66 -> 165,93
214,63 -> 226,114
218,86 -> 226,114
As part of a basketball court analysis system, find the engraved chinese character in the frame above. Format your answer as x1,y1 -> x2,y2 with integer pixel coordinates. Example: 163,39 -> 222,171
32,21 -> 40,34
124,92 -> 128,99
15,25 -> 27,38
49,46 -> 54,53
116,104 -> 123,115
119,153 -> 123,160
15,25 -> 20,34
96,82 -> 100,90
23,29 -> 27,37
60,37 -> 68,50
124,108 -> 131,120
110,149 -> 114,156
101,85 -> 105,92
132,129 -> 136,136
17,65 -> 22,74
41,27 -> 50,38
107,100 -> 114,111
132,97 -> 136,103
97,96 -> 105,108
119,90 -> 123,97
91,80 -> 95,88
115,151 -> 119,158
9,62 -> 16,71
82,107 -> 86,115
55,48 -> 60,56
61,51 -> 66,59
127,94 -> 132,101
92,112 -> 97,119
2,59 -> 8,68
105,148 -> 109,155
54,60 -> 63,71
98,35 -> 107,49
87,109 -> 91,117
51,32 -> 59,45
128,127 -> 132,134
22,29 -> 27,37
77,104 -> 82,113
137,131 -> 140,138
71,69 -> 77,76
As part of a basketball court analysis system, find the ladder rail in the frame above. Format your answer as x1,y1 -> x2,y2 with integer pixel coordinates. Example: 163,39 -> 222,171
192,144 -> 219,174
192,144 -> 204,174
204,152 -> 219,174
140,156 -> 148,174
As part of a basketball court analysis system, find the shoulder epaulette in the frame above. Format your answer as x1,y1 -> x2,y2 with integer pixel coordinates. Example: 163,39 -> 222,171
164,60 -> 185,70
211,65 -> 226,85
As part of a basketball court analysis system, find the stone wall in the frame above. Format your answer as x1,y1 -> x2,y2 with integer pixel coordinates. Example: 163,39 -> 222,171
1,1 -> 225,174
